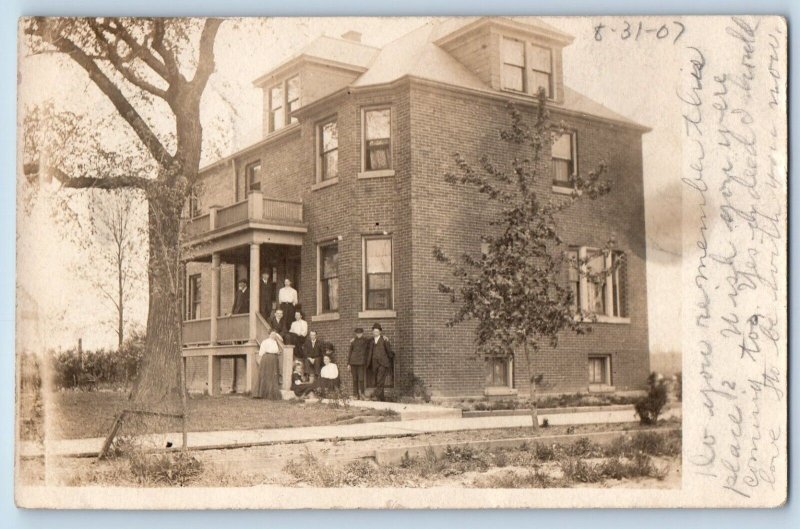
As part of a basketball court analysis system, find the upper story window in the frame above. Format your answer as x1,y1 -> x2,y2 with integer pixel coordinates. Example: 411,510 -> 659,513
552,132 -> 577,187
188,189 -> 200,218
246,161 -> 262,193
501,38 -> 525,92
501,38 -> 554,98
363,108 -> 392,171
317,117 -> 339,182
186,274 -> 201,320
268,75 -> 301,133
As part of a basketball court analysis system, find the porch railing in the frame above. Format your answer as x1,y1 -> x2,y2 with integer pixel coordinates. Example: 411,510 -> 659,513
183,192 -> 304,240
217,314 -> 250,343
216,200 -> 249,229
183,318 -> 211,345
263,198 -> 303,223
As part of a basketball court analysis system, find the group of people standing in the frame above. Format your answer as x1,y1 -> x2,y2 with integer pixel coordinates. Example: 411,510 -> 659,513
254,322 -> 394,402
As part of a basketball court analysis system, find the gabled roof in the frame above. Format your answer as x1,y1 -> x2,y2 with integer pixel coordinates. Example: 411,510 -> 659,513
251,16 -> 648,131
252,35 -> 379,87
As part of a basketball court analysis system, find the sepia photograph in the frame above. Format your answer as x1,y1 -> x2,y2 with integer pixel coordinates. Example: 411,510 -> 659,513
14,14 -> 787,509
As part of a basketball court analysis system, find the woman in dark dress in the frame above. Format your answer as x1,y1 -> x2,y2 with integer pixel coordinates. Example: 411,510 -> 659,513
255,330 -> 283,400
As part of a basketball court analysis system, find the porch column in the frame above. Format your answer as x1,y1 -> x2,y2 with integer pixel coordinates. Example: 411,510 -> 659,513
249,243 -> 260,343
210,252 -> 220,345
247,243 -> 260,393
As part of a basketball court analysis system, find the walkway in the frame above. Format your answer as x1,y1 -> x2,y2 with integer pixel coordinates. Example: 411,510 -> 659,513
20,404 -> 680,458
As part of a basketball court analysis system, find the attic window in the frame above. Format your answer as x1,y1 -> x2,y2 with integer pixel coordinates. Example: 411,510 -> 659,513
269,75 -> 301,132
501,38 -> 554,98
501,38 -> 525,92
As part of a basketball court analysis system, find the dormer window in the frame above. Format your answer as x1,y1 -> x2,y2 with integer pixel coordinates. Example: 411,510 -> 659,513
501,37 -> 554,98
269,75 -> 301,132
501,38 -> 525,92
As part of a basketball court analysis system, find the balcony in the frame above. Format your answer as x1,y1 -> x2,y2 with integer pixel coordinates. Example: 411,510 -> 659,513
183,191 -> 306,258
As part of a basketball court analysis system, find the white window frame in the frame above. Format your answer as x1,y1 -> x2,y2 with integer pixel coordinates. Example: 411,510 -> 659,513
573,246 -> 629,324
314,115 -> 339,189
551,131 -> 578,192
499,36 -> 556,100
245,160 -> 262,193
359,234 -> 396,319
358,106 -> 395,179
268,75 -> 301,133
186,273 -> 201,321
501,37 -> 526,93
314,239 -> 340,321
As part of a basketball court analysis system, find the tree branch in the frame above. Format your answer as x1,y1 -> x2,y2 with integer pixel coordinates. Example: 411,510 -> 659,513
27,18 -> 174,168
190,18 -> 223,90
34,164 -> 153,190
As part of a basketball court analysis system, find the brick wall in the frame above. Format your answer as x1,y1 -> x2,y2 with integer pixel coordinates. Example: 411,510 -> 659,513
409,82 -> 650,397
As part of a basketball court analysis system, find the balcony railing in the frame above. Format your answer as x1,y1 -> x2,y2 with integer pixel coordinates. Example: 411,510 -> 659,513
183,191 -> 303,240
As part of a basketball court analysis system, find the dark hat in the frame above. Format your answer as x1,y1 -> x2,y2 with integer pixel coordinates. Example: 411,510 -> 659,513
372,323 -> 383,331
354,327 -> 364,333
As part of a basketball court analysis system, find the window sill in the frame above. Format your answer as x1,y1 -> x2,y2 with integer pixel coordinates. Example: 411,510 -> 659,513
484,386 -> 518,397
588,384 -> 615,393
311,177 -> 338,191
311,312 -> 340,322
358,310 -> 397,319
552,185 -> 581,196
357,169 -> 395,180
575,314 -> 630,325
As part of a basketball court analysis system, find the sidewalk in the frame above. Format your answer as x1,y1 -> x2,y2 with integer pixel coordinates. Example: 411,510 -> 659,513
20,404 -> 680,458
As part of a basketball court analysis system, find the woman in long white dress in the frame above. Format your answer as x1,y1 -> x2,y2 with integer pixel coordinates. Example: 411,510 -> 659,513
255,330 -> 283,400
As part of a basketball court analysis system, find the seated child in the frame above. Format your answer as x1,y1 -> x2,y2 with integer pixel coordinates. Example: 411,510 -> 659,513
290,361 -> 312,397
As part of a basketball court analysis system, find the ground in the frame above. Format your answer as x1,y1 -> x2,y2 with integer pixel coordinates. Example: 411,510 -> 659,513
49,390 -> 398,439
19,420 -> 681,489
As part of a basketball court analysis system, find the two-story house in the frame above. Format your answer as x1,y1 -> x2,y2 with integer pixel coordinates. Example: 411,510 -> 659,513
180,16 -> 651,398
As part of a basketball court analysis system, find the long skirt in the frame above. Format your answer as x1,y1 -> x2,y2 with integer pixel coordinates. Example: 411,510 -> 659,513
255,354 -> 281,400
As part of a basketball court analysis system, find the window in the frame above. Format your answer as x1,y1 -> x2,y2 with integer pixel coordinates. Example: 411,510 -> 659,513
269,84 -> 285,132
318,118 -> 339,181
286,76 -> 300,124
364,236 -> 393,310
188,189 -> 200,218
319,241 -> 339,313
529,44 -> 553,98
571,247 -> 627,319
485,355 -> 514,388
566,249 -> 580,313
502,38 -> 525,92
589,355 -> 611,385
187,274 -> 201,320
246,161 -> 262,193
552,132 -> 577,187
364,108 -> 392,171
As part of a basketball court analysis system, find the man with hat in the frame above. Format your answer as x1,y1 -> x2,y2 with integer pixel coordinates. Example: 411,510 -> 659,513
230,279 -> 249,315
366,323 -> 393,401
348,327 -> 369,400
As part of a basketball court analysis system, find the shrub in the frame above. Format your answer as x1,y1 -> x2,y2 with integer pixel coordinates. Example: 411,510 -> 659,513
634,373 -> 668,425
49,331 -> 145,390
128,451 -> 203,486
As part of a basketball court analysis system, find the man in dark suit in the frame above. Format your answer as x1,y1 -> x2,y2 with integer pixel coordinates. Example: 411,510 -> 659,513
302,330 -> 325,380
259,269 -> 273,318
366,323 -> 393,401
267,308 -> 289,341
230,279 -> 249,315
348,327 -> 369,400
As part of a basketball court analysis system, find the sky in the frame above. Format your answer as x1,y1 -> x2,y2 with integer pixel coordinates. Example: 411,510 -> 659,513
16,16 -> 682,353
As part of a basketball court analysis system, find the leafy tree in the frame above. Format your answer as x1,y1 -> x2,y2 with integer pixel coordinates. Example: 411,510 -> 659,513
434,90 -> 619,431
22,17 -> 224,414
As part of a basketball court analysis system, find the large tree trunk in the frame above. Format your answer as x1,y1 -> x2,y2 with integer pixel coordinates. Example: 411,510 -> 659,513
128,188 -> 184,411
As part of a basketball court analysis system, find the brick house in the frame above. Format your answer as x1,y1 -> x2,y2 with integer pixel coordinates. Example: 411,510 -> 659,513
181,16 -> 651,398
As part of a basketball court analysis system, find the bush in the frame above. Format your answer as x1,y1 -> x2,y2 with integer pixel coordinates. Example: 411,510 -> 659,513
128,451 -> 203,486
49,331 -> 145,390
634,373 -> 668,425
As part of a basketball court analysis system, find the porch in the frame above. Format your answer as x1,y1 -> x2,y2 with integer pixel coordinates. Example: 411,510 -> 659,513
181,191 -> 306,396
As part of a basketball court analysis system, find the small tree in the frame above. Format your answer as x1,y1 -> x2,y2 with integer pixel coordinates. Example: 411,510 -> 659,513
434,90 -> 617,431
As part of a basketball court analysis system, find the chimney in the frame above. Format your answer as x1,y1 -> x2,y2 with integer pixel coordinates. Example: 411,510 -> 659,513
341,31 -> 362,43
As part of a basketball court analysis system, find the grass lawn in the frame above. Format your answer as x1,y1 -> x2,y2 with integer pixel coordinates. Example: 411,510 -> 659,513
50,390 -> 398,439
